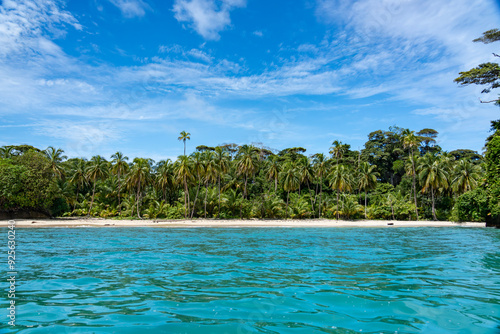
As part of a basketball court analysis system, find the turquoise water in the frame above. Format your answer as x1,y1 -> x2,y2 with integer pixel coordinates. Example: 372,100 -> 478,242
1,227 -> 500,333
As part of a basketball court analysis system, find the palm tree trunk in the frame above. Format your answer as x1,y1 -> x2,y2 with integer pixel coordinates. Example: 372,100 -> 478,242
275,177 -> 277,192
136,181 -> 141,219
204,182 -> 208,218
319,177 -> 323,218
88,181 -> 96,216
364,192 -> 367,219
431,186 -> 436,221
191,174 -> 201,218
244,175 -> 248,199
336,189 -> 339,220
183,177 -> 188,218
74,184 -> 79,212
218,175 -> 221,219
184,140 -> 186,156
286,191 -> 289,219
117,171 -> 122,214
411,150 -> 419,220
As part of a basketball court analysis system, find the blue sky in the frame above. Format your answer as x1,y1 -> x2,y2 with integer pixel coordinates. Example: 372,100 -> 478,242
0,0 -> 499,160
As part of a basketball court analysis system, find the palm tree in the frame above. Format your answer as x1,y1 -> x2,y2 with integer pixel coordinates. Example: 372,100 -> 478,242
45,146 -> 67,179
358,162 -> 379,218
127,158 -> 152,219
296,156 -> 312,196
111,152 -> 129,214
329,140 -> 349,164
190,152 -> 204,218
329,164 -> 353,220
214,146 -> 229,217
156,159 -> 174,201
266,155 -> 280,192
236,145 -> 259,199
403,130 -> 421,220
452,159 -> 482,195
68,158 -> 88,211
86,155 -> 109,216
280,162 -> 299,219
203,151 -> 218,218
174,155 -> 193,218
417,153 -> 449,220
312,153 -> 329,218
178,131 -> 191,156
0,146 -> 14,159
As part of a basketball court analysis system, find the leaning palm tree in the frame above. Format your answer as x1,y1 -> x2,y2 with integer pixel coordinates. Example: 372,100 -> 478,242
190,152 -> 204,218
235,145 -> 259,199
156,159 -> 174,201
417,153 -> 449,220
86,155 -> 109,216
174,155 -> 193,218
403,130 -> 421,220
111,152 -> 129,214
358,161 -> 379,218
45,146 -> 67,179
178,131 -> 191,156
329,164 -> 353,220
452,159 -> 482,195
312,153 -> 329,218
126,158 -> 153,219
280,162 -> 299,219
214,146 -> 229,217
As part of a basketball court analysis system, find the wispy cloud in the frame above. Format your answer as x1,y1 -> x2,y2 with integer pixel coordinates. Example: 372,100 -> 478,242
108,0 -> 150,18
172,0 -> 246,40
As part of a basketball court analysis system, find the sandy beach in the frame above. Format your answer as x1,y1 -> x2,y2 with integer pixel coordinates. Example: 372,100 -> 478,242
0,218 -> 486,228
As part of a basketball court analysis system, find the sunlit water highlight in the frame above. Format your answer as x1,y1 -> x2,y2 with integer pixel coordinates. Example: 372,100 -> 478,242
1,227 -> 500,333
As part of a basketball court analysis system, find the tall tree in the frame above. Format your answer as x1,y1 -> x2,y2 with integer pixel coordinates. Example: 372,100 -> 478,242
178,131 -> 191,156
127,158 -> 153,219
312,153 -> 329,218
358,162 -> 379,219
280,162 -> 299,219
266,155 -> 280,192
236,145 -> 259,199
214,146 -> 229,217
417,153 -> 449,220
45,146 -> 67,179
111,152 -> 129,214
403,130 -> 422,220
68,158 -> 87,211
452,159 -> 482,195
86,155 -> 109,216
329,164 -> 353,220
174,155 -> 193,218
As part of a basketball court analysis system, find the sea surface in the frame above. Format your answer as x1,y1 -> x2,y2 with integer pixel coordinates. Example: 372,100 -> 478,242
1,227 -> 499,333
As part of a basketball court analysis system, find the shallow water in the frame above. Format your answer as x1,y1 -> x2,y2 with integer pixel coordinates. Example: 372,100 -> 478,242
1,227 -> 499,333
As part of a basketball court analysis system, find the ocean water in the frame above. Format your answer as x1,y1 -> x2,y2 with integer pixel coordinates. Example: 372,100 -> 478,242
1,227 -> 499,333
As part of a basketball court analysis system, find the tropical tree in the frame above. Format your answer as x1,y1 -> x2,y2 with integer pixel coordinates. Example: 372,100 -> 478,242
329,164 -> 353,220
312,153 -> 329,218
45,146 -> 67,179
235,145 -> 259,199
156,159 -> 174,201
266,155 -> 280,192
214,146 -> 229,216
178,131 -> 191,156
68,159 -> 87,211
358,162 -> 379,218
417,153 -> 449,220
111,152 -> 129,214
452,159 -> 482,195
403,130 -> 421,220
127,158 -> 153,219
190,152 -> 204,218
174,155 -> 193,218
280,162 -> 299,219
86,155 -> 109,216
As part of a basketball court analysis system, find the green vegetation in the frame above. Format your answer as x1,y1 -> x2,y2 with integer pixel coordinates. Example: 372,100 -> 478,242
455,28 -> 500,226
0,127 -> 488,221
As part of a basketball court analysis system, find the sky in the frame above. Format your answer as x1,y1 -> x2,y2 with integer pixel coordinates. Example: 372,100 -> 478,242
0,0 -> 499,161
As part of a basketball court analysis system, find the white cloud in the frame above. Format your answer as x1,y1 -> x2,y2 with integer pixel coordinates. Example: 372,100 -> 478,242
172,0 -> 246,40
253,30 -> 263,37
108,0 -> 150,18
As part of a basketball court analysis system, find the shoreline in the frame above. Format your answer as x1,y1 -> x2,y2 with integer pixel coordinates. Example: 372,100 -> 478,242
0,218 -> 486,228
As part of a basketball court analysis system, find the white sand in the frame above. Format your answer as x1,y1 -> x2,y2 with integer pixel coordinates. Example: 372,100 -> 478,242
0,218 -> 486,228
